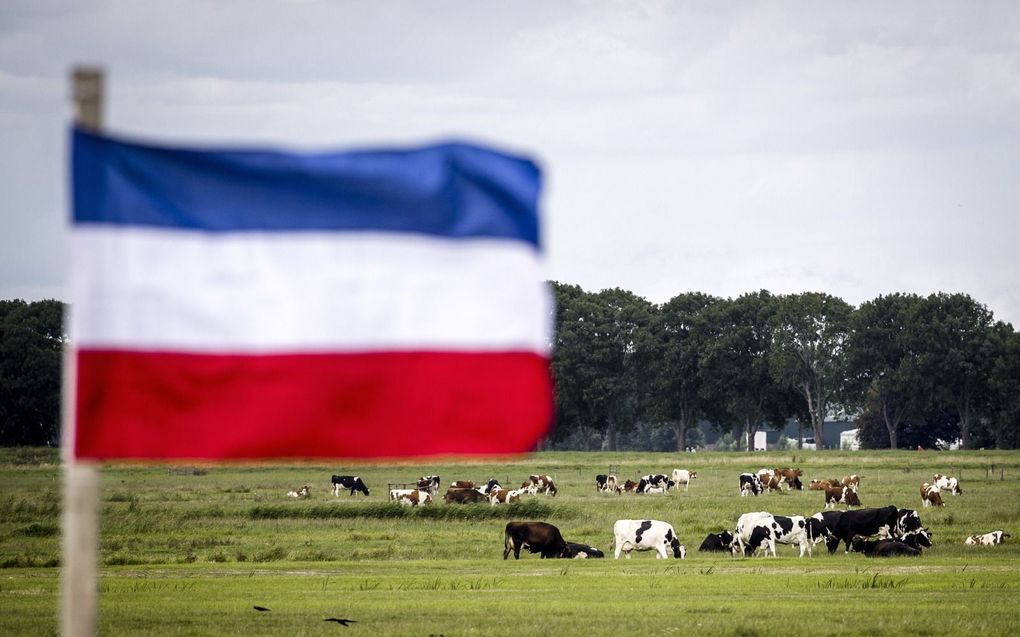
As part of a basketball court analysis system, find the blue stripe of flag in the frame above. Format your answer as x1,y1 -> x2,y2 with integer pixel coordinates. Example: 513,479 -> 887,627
72,127 -> 541,247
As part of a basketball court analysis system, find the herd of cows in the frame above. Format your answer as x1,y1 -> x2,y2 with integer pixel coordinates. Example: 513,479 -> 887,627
301,468 -> 1010,560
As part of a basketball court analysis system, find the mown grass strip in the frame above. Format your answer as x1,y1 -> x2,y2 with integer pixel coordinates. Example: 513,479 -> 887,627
248,499 -> 560,520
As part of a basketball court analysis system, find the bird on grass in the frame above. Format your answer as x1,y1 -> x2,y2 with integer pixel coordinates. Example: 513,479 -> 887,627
324,618 -> 357,626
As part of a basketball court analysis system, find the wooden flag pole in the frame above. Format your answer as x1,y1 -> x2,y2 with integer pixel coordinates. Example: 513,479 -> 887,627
62,66 -> 104,637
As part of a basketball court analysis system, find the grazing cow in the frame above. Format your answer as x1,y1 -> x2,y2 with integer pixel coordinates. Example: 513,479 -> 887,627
698,531 -> 735,552
809,479 -> 841,491
521,474 -> 557,496
851,538 -> 921,557
965,530 -> 1010,546
932,473 -> 962,495
775,468 -> 804,491
331,475 -> 370,497
503,521 -> 568,559
736,514 -> 826,557
613,519 -> 686,559
739,473 -> 763,497
920,483 -> 944,508
621,479 -> 640,493
489,488 -> 523,506
449,480 -> 475,489
396,490 -> 432,507
670,469 -> 697,492
443,487 -> 488,504
824,485 -> 861,509
417,475 -> 441,496
563,542 -> 606,559
287,485 -> 310,498
595,474 -> 622,493
760,474 -> 783,493
842,474 -> 861,488
810,511 -> 845,552
731,511 -> 773,555
827,505 -> 901,553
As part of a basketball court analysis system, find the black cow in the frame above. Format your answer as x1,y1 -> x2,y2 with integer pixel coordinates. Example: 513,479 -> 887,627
562,542 -> 605,559
331,475 -> 370,496
443,487 -> 488,504
828,505 -> 900,553
699,531 -> 735,552
504,521 -> 568,559
851,538 -> 921,557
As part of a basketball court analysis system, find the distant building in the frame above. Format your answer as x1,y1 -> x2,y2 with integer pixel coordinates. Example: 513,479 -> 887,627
840,428 -> 861,451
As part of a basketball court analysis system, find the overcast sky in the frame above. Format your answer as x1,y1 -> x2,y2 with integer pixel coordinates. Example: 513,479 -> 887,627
3,1 -> 1019,326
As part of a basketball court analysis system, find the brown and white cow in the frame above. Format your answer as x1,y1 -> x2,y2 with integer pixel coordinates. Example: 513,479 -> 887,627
920,483 -> 944,507
933,473 -> 962,495
809,478 -> 841,491
286,485 -> 310,498
396,490 -> 432,507
490,488 -> 523,506
621,479 -> 640,493
521,474 -> 557,496
964,530 -> 1010,546
842,474 -> 861,488
417,475 -> 441,496
670,469 -> 697,492
824,485 -> 862,509
775,467 -> 803,491
449,480 -> 475,489
596,474 -> 622,493
443,487 -> 488,504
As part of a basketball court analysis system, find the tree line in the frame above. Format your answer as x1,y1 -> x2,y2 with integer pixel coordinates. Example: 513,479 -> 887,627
549,284 -> 1020,451
2,293 -> 1018,451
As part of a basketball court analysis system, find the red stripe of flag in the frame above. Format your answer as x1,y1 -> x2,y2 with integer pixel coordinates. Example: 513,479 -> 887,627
75,351 -> 552,459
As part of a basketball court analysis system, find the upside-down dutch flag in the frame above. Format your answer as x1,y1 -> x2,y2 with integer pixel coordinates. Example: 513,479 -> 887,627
70,127 -> 553,460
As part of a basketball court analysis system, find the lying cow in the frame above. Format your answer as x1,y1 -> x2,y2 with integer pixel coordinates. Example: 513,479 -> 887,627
286,485 -> 310,498
443,487 -> 488,504
933,473 -> 962,495
563,542 -> 605,559
389,488 -> 415,501
670,469 -> 697,492
396,490 -> 432,507
824,485 -> 861,509
595,474 -> 622,493
920,483 -> 944,508
504,521 -> 568,559
698,531 -> 734,552
613,519 -> 686,559
809,478 -> 841,491
490,488 -> 523,506
417,475 -> 441,496
449,480 -> 475,489
851,538 -> 921,557
331,475 -> 370,497
965,530 -> 1010,546
621,479 -> 640,493
739,473 -> 763,497
637,474 -> 671,494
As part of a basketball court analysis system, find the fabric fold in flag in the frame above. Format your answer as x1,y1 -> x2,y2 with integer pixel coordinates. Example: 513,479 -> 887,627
70,127 -> 553,460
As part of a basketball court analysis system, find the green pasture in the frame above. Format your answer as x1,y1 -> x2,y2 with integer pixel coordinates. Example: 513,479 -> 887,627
1,448 -> 1019,636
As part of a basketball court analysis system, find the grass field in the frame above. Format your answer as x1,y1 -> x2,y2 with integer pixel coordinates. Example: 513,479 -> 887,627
1,448 -> 1019,636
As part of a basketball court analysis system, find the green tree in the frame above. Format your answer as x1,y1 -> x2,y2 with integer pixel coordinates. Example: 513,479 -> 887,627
985,325 -> 1020,448
696,291 -> 787,451
912,293 -> 999,449
646,292 -> 719,451
0,299 -> 65,446
847,294 -> 927,449
770,292 -> 853,449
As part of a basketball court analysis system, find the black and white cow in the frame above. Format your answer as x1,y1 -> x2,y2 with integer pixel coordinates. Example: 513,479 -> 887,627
613,519 -> 686,559
503,521 -> 568,559
851,538 -> 921,557
698,531 -> 734,552
563,542 -> 606,559
331,475 -> 370,497
735,514 -> 826,557
965,530 -> 1010,546
826,505 -> 901,553
417,475 -> 441,496
595,474 -> 621,493
739,473 -> 763,497
637,474 -> 671,494
481,478 -> 502,495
